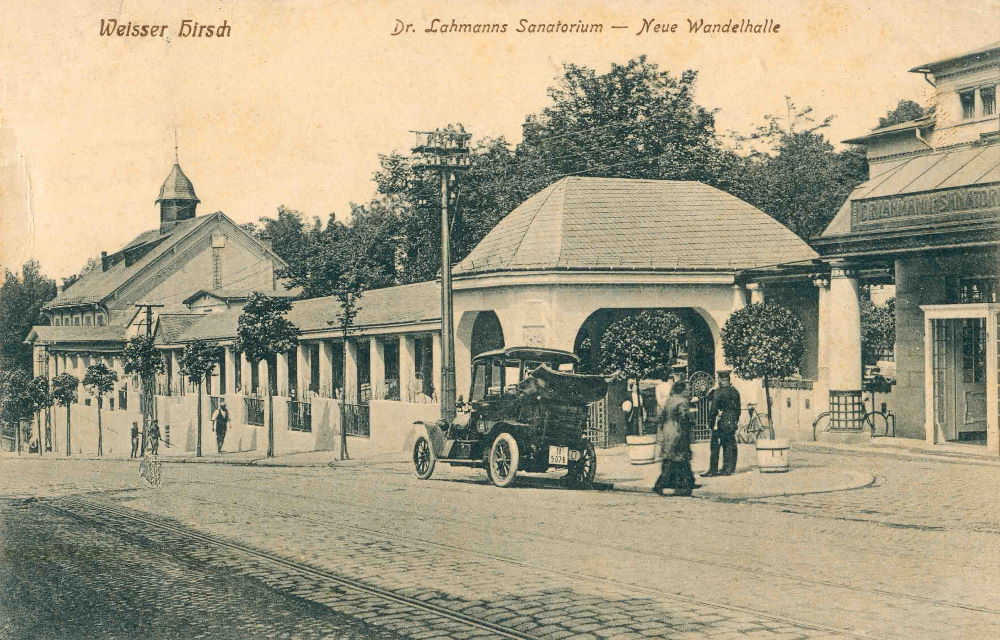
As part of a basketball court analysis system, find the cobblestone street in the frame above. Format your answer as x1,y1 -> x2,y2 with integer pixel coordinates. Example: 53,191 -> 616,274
1,447 -> 997,640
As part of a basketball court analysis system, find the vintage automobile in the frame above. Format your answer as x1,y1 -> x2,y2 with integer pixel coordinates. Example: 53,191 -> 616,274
412,346 -> 609,488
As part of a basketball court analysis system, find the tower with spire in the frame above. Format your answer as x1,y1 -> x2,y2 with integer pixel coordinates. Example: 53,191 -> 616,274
155,139 -> 199,233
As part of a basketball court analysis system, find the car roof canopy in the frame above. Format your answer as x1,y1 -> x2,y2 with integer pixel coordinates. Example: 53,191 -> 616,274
473,346 -> 579,366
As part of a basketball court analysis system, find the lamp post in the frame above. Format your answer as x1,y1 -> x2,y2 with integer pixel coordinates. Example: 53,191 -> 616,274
411,126 -> 472,422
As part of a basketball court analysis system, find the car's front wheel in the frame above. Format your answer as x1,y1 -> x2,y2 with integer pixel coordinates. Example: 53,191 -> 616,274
413,436 -> 435,480
566,440 -> 597,487
488,432 -> 520,488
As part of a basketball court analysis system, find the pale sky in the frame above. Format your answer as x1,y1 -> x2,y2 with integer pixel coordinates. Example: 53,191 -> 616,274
2,0 -> 998,278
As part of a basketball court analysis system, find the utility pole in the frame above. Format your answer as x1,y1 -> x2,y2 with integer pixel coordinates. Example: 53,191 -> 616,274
135,303 -> 165,336
411,126 -> 471,422
134,303 -> 164,455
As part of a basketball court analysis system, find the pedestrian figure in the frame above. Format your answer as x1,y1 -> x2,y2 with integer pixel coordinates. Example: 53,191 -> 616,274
652,380 -> 696,497
211,400 -> 230,453
147,419 -> 160,456
130,422 -> 140,458
702,371 -> 741,476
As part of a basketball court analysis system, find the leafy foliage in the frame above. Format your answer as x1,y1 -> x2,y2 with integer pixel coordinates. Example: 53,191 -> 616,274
1,369 -> 34,423
861,297 -> 895,364
83,362 -> 118,399
50,373 -> 79,407
599,311 -> 685,380
877,99 -> 927,128
234,293 -> 299,365
122,335 -> 165,379
179,340 -> 222,384
721,302 -> 804,382
0,260 -> 56,371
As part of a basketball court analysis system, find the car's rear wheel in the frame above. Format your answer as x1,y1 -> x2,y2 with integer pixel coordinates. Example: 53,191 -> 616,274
488,432 -> 519,488
566,440 -> 597,487
413,436 -> 435,480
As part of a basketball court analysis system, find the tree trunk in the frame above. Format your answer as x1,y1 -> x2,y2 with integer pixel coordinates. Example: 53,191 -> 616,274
763,375 -> 773,422
97,399 -> 103,457
266,382 -> 274,458
36,411 -> 43,456
340,328 -> 350,461
140,378 -> 149,456
15,419 -> 22,455
66,405 -> 72,456
196,380 -> 203,457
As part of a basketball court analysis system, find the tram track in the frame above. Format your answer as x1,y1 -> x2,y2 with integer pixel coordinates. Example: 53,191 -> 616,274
154,475 -> 1000,617
46,496 -> 541,640
48,493 -> 890,640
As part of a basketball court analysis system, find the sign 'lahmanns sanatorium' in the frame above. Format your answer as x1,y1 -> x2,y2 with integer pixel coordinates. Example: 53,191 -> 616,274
852,183 -> 1000,228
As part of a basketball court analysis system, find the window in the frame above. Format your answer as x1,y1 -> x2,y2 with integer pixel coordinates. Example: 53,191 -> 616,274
956,277 -> 998,304
982,86 -> 996,116
96,314 -> 106,326
54,317 -> 62,326
84,315 -> 93,326
959,90 -> 975,119
471,363 -> 488,402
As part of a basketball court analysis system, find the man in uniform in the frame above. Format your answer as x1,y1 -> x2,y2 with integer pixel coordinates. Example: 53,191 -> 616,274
702,370 -> 741,476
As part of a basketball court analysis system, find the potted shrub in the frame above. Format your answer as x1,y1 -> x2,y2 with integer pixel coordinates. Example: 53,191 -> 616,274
721,302 -> 804,472
599,311 -> 684,465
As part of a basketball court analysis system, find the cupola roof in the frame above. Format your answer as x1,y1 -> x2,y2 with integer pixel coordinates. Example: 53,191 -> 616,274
155,163 -> 200,203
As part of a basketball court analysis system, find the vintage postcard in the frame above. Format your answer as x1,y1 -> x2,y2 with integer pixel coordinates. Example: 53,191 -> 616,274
1,1 -> 998,639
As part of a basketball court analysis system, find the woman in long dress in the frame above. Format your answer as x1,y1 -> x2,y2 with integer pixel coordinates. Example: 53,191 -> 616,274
652,380 -> 695,497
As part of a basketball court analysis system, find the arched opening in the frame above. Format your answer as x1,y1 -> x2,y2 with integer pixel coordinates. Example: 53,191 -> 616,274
572,307 -> 719,447
471,311 -> 505,357
573,308 -> 716,378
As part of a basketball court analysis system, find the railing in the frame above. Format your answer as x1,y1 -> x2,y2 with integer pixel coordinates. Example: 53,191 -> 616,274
584,397 -> 609,448
288,400 -> 312,432
244,396 -> 264,426
342,403 -> 370,437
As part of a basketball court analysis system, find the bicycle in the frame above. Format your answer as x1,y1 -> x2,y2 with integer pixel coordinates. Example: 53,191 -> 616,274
734,403 -> 775,444
811,391 -> 895,440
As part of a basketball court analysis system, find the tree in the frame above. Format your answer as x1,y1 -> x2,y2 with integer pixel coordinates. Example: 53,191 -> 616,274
861,297 -> 895,365
122,335 -> 165,455
0,260 -> 56,371
878,99 -> 927,128
83,362 -> 118,457
179,340 -> 223,457
330,272 -> 369,461
733,99 -> 868,239
721,302 -> 804,423
28,375 -> 53,455
234,293 -> 299,458
1,370 -> 34,453
51,373 -> 79,456
598,311 -> 685,381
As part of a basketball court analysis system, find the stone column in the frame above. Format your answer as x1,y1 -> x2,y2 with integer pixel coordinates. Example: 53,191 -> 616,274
257,360 -> 269,396
399,335 -> 416,402
344,339 -> 359,403
224,347 -> 237,395
369,337 -> 386,400
171,351 -> 182,394
240,351 -> 252,395
825,263 -> 862,391
276,351 -> 289,397
747,282 -> 765,305
813,276 -> 832,389
296,344 -> 309,397
319,340 -> 333,397
432,332 -> 442,401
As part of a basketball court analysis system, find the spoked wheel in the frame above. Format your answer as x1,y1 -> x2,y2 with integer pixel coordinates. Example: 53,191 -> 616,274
488,432 -> 520,488
566,440 -> 597,488
866,411 -> 890,438
752,413 -> 775,440
413,436 -> 435,480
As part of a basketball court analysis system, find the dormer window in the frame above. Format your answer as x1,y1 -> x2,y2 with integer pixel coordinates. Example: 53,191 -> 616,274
959,90 -> 975,119
982,86 -> 996,116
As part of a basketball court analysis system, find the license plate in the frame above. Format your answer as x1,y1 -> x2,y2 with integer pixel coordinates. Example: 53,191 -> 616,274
548,446 -> 569,465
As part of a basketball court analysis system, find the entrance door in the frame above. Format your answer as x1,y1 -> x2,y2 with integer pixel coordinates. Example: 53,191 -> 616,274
931,318 -> 987,445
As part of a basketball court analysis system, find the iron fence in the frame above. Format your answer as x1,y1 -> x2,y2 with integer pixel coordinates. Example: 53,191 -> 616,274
288,400 -> 312,432
244,396 -> 265,426
342,403 -> 370,437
